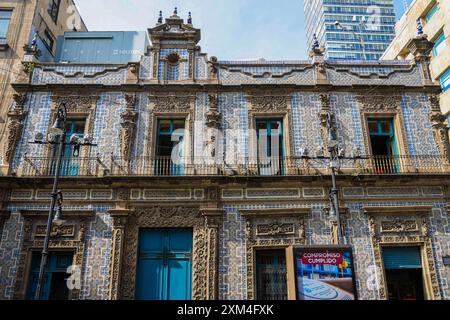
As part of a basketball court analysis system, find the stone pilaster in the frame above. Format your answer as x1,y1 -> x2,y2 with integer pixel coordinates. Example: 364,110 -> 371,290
200,207 -> 223,300
108,209 -> 132,300
2,93 -> 27,174
428,94 -> 450,162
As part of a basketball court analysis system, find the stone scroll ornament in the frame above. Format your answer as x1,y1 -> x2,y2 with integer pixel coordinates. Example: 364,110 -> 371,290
428,94 -> 450,162
5,94 -> 28,164
120,94 -> 138,160
205,94 -> 221,158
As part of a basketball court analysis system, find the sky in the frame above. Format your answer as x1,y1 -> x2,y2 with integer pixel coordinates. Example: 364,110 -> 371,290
73,0 -> 414,60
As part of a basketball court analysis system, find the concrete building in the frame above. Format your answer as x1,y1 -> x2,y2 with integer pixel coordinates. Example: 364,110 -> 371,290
0,9 -> 449,300
382,0 -> 450,119
304,0 -> 396,60
0,0 -> 86,172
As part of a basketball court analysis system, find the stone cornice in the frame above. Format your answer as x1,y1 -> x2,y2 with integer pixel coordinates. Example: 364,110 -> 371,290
20,210 -> 95,219
240,207 -> 310,218
363,205 -> 433,216
10,82 -> 442,95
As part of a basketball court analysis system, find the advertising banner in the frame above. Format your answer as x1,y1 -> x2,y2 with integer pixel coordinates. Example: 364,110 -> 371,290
294,247 -> 357,300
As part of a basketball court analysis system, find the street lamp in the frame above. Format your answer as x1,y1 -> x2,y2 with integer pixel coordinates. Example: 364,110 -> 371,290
334,20 -> 367,60
31,102 -> 96,300
326,112 -> 345,245
300,111 -> 347,245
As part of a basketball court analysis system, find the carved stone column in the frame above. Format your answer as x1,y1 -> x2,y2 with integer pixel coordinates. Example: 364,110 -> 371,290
120,95 -> 138,162
205,94 -> 221,162
108,209 -> 132,300
318,93 -> 331,152
4,94 -> 27,166
428,94 -> 450,162
201,207 -> 223,300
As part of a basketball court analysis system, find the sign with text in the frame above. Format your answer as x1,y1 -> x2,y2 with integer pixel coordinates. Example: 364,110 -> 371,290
294,247 -> 357,300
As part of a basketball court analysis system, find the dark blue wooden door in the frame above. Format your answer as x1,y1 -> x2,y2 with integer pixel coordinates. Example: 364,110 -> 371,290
136,229 -> 192,300
26,251 -> 73,300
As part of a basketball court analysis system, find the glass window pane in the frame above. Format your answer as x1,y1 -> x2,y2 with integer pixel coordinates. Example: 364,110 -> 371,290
440,68 -> 450,92
380,121 -> 392,133
368,121 -> 378,133
0,10 -> 12,18
433,33 -> 446,57
172,119 -> 185,131
158,120 -> 171,133
0,20 -> 10,38
425,4 -> 438,22
257,121 -> 267,130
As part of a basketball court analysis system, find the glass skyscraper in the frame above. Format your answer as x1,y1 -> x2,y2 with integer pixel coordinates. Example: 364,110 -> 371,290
304,0 -> 397,60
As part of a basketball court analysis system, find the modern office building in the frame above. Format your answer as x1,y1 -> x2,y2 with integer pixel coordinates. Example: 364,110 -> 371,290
0,9 -> 449,301
382,0 -> 450,118
0,0 -> 87,172
304,0 -> 397,60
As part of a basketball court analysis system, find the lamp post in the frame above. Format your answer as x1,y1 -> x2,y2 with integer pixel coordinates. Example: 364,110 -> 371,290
32,102 -> 96,300
301,112 -> 347,245
326,112 -> 345,245
34,102 -> 68,300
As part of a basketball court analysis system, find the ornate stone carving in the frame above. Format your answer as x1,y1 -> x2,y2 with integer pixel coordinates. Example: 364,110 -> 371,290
114,206 -> 213,300
120,95 -> 138,160
318,93 -> 333,151
365,209 -> 440,300
428,94 -> 450,161
51,95 -> 99,113
380,219 -> 418,233
205,94 -> 221,128
13,211 -> 92,300
357,95 -> 401,112
150,94 -> 193,112
5,94 -> 27,164
34,224 -> 76,238
243,209 -> 306,300
256,223 -> 295,236
249,95 -> 289,112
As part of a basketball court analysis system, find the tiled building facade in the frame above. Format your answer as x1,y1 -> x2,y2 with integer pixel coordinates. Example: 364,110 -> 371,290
0,11 -> 449,300
0,0 -> 86,173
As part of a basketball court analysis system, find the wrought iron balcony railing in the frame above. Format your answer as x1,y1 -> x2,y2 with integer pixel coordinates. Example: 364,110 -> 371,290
20,155 -> 108,177
17,155 -> 450,177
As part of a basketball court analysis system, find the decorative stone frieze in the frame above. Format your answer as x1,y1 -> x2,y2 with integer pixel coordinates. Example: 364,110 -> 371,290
357,95 -> 401,113
249,95 -> 290,112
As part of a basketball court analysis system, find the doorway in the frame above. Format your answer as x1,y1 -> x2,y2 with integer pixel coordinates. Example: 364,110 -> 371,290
382,246 -> 424,300
26,251 -> 73,300
255,249 -> 288,300
135,228 -> 193,300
